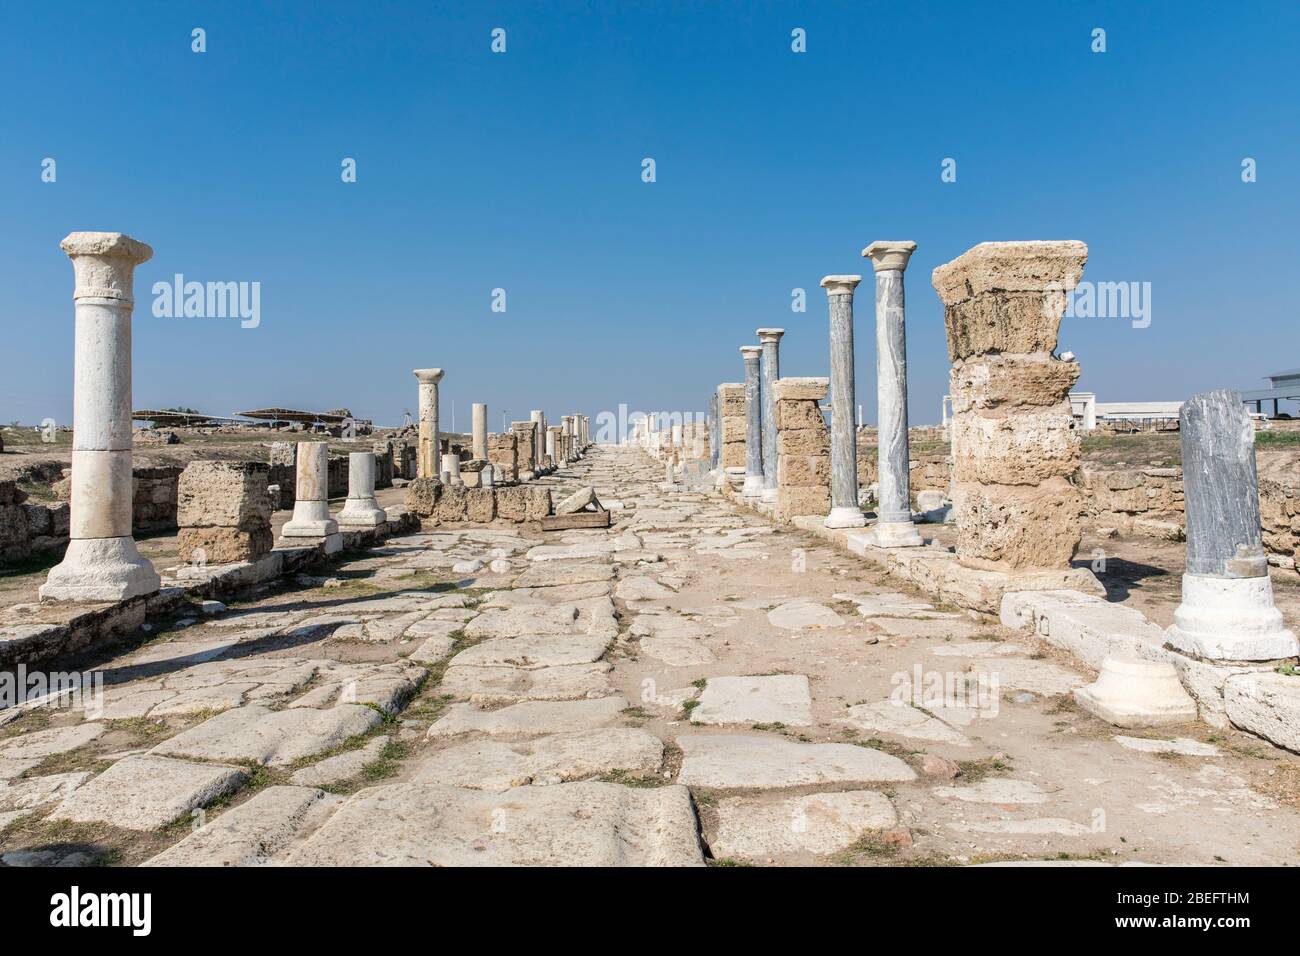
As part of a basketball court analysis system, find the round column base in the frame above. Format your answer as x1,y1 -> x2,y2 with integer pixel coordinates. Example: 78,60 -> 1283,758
741,475 -> 765,498
867,520 -> 924,548
337,499 -> 388,528
40,536 -> 160,603
760,485 -> 779,503
1166,573 -> 1298,660
824,506 -> 867,529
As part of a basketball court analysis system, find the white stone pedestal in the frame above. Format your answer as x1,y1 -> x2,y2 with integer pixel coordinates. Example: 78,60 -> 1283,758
281,443 -> 339,538
864,518 -> 923,548
1074,657 -> 1197,728
338,452 -> 387,528
41,232 -> 160,603
1166,574 -> 1298,661
824,506 -> 867,529
442,453 -> 464,488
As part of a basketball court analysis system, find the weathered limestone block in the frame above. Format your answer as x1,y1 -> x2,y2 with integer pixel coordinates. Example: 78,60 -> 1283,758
777,400 -> 827,431
718,383 -> 747,470
511,422 -> 537,472
404,478 -> 442,518
466,488 -> 496,523
177,526 -> 274,565
779,427 -> 831,457
932,241 -> 1087,360
950,479 -> 1081,570
773,378 -> 832,523
948,405 -> 1079,485
494,486 -> 551,522
525,486 -> 552,520
933,241 -> 1087,572
177,461 -> 272,529
777,454 -> 831,487
436,485 -> 469,523
487,433 -> 518,483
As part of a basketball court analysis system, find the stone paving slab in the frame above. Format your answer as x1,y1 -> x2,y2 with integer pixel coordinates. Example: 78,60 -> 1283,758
144,785 -> 345,866
677,734 -> 916,789
690,675 -> 813,727
511,562 -> 615,588
152,704 -> 383,766
464,605 -> 579,639
0,722 -> 105,764
449,634 -> 609,669
427,697 -> 630,738
284,781 -> 704,866
289,737 -> 390,787
440,662 -> 615,703
711,790 -> 897,860
842,701 -> 971,746
414,728 -> 663,790
49,754 -> 247,830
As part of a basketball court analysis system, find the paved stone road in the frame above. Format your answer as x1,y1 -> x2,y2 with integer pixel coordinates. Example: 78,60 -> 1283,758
2,445 -> 1299,866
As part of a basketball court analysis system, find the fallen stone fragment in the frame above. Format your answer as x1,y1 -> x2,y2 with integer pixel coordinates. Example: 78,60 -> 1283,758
144,786 -> 344,866
712,791 -> 897,860
677,734 -> 915,789
284,781 -> 703,866
427,697 -> 630,738
414,729 -> 663,790
152,704 -> 383,766
690,675 -> 813,727
555,486 -> 599,515
50,754 -> 247,830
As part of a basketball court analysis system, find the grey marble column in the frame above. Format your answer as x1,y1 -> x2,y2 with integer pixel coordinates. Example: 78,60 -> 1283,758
820,276 -> 865,528
757,328 -> 784,501
1166,389 -> 1297,660
740,346 -> 764,497
863,241 -> 923,547
709,390 -> 720,471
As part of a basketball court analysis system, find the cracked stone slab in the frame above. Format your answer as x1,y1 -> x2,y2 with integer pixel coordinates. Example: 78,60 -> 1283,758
414,728 -> 663,790
407,634 -> 458,664
511,561 -> 615,588
615,576 -> 676,601
288,664 -> 424,714
290,737 -> 390,787
690,675 -> 813,727
972,658 -> 1086,696
677,734 -> 916,789
449,634 -> 609,669
0,722 -> 105,763
427,697 -> 630,738
712,790 -> 897,860
144,785 -> 344,866
842,701 -> 971,746
152,704 -> 383,767
440,662 -> 615,703
0,771 -> 91,814
284,781 -> 704,866
49,754 -> 247,830
932,779 -> 1049,804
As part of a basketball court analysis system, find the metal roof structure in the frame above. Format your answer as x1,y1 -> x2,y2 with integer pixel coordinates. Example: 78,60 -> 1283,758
236,407 -> 365,426
132,409 -> 248,427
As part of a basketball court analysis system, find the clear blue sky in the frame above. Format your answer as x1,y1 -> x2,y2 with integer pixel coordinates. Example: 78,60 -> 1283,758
3,0 -> 1296,431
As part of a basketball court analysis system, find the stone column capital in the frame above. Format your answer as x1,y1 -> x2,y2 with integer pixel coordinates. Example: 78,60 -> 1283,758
61,231 -> 153,303
862,241 -> 917,273
413,368 -> 444,384
756,328 -> 785,344
820,275 -> 862,297
739,345 -> 762,359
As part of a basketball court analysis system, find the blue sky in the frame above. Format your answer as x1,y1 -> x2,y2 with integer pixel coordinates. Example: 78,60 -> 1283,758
3,0 -> 1297,430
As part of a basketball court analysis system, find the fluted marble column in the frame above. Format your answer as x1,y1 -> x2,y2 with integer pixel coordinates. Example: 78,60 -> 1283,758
413,368 -> 443,479
471,403 -> 488,460
740,345 -> 764,497
757,328 -> 784,501
821,275 -> 865,529
863,241 -> 923,547
41,232 -> 160,602
338,452 -> 387,528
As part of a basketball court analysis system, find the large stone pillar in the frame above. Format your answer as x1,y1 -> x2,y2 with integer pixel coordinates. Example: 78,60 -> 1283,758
1166,390 -> 1298,660
530,410 -> 545,470
413,368 -> 444,479
932,241 -> 1086,571
546,426 -> 559,464
757,328 -> 784,501
709,391 -> 721,471
820,275 -> 866,529
338,452 -> 387,528
41,232 -> 160,602
471,403 -> 488,460
740,346 -> 764,497
281,443 -> 339,538
863,241 -> 923,546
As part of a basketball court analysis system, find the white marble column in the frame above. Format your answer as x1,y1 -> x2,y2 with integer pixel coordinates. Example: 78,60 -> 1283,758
740,345 -> 764,497
756,328 -> 784,501
441,453 -> 464,488
820,275 -> 866,529
530,410 -> 545,470
471,403 -> 488,460
546,426 -> 559,464
41,232 -> 160,602
282,443 -> 339,537
338,452 -> 387,528
863,241 -> 923,547
413,368 -> 443,479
